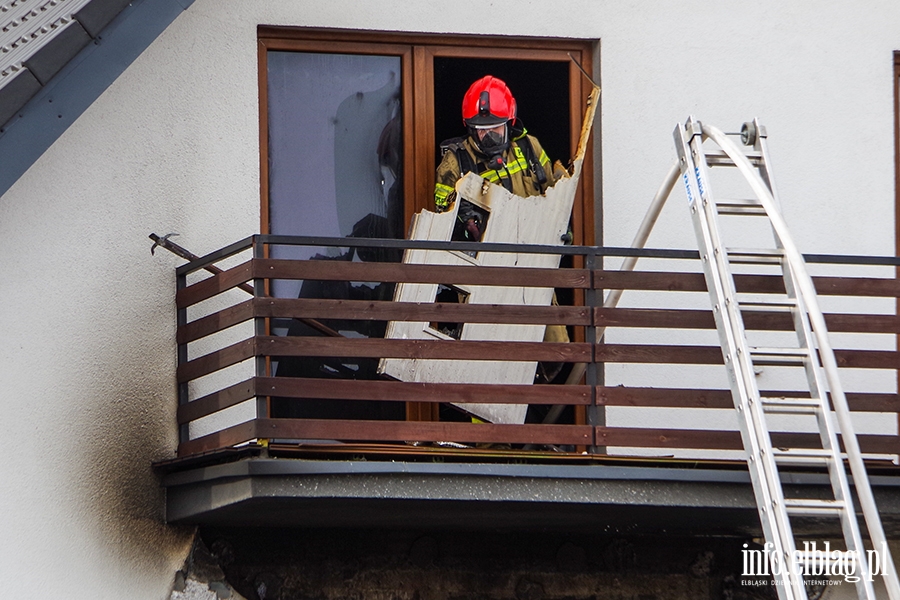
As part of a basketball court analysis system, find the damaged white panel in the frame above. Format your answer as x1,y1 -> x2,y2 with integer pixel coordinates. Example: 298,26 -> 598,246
378,86 -> 599,425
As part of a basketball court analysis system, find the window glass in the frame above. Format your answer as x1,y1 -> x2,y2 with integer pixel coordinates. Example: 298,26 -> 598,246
267,51 -> 403,299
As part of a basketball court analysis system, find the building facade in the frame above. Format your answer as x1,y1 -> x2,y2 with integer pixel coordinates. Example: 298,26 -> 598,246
3,1 -> 900,599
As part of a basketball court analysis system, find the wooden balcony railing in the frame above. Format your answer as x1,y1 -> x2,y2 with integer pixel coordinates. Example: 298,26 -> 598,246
173,235 -> 900,464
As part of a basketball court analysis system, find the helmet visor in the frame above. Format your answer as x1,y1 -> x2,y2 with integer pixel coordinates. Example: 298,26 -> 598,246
465,114 -> 509,128
471,123 -> 509,155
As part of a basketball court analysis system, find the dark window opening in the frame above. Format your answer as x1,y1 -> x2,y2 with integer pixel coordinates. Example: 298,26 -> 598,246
433,57 -> 571,174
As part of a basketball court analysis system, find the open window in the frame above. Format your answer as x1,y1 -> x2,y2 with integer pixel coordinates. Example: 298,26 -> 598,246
258,28 -> 596,422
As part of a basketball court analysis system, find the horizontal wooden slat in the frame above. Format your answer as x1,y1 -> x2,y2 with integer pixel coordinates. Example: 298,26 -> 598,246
598,387 -> 734,409
596,344 -> 723,365
843,392 -> 900,412
255,258 -> 590,289
177,304 -> 896,360
834,349 -> 900,370
177,338 -> 256,383
258,335 -> 591,363
177,379 -> 256,424
255,418 -> 592,446
597,426 -> 744,450
594,270 -> 900,297
178,417 -> 594,457
258,376 -> 591,405
176,340 -> 897,385
176,261 -> 254,309
178,421 -> 899,458
597,387 -> 900,412
597,427 -> 900,453
178,300 -> 254,344
811,276 -> 900,297
176,382 -> 899,426
854,434 -> 900,454
774,312 -> 900,334
596,307 -> 714,329
178,419 -> 259,456
594,270 -> 708,293
595,307 -> 900,334
254,297 -> 591,326
595,344 -> 900,369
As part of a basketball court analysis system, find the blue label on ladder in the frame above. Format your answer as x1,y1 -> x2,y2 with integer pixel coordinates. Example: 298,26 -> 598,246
695,167 -> 705,196
683,173 -> 694,204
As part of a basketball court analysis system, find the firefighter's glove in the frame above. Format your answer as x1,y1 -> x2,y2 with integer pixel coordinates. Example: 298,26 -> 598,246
435,189 -> 455,213
458,204 -> 485,242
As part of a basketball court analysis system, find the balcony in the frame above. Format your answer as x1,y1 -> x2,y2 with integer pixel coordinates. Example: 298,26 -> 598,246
157,235 -> 900,533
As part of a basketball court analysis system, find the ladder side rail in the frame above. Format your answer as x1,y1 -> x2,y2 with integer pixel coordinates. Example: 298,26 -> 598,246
677,122 -> 803,600
702,123 -> 900,600
784,261 -> 851,489
752,118 -> 784,213
781,260 -> 876,599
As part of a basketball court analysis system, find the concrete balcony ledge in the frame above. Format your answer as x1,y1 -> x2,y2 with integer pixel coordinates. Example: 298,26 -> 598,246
161,457 -> 900,536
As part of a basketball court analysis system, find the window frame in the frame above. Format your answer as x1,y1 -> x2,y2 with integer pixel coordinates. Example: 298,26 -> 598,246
257,26 -> 597,245
895,52 -> 900,274
894,53 -> 900,386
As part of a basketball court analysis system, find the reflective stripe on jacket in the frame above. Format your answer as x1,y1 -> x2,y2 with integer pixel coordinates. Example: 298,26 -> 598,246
434,134 -> 555,210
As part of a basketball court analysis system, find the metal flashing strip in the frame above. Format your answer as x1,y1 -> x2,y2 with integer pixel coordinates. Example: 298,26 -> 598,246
161,457 -> 900,489
0,0 -> 195,197
162,458 -> 755,488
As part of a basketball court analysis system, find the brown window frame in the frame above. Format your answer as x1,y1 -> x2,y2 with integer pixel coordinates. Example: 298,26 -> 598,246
895,52 -> 900,402
257,26 -> 597,245
895,53 -> 900,272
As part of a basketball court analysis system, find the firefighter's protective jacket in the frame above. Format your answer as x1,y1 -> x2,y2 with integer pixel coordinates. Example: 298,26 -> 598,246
434,131 -> 556,211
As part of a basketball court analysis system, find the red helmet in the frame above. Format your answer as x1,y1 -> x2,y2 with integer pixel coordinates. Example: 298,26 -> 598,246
462,75 -> 517,128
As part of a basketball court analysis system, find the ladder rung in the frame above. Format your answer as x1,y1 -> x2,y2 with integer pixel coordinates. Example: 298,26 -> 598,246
772,448 -> 897,466
772,448 -> 835,466
716,198 -> 767,216
783,498 -> 846,516
727,248 -> 784,265
738,298 -> 797,313
749,347 -> 809,366
761,396 -> 822,415
704,150 -> 764,167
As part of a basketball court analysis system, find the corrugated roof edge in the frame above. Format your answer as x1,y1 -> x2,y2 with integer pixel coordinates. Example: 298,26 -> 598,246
0,0 -> 196,198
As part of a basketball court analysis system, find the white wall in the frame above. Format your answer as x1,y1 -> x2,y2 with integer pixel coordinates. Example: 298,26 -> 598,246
1,1 -> 899,597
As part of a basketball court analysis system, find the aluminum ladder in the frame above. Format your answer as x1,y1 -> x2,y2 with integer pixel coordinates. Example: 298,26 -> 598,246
674,116 -> 899,600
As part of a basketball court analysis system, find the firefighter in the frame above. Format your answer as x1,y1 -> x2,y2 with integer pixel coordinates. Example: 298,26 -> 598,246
434,75 -> 556,212
434,75 -> 568,381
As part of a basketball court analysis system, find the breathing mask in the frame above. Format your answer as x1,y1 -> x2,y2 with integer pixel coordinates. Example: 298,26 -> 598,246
473,124 -> 509,170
